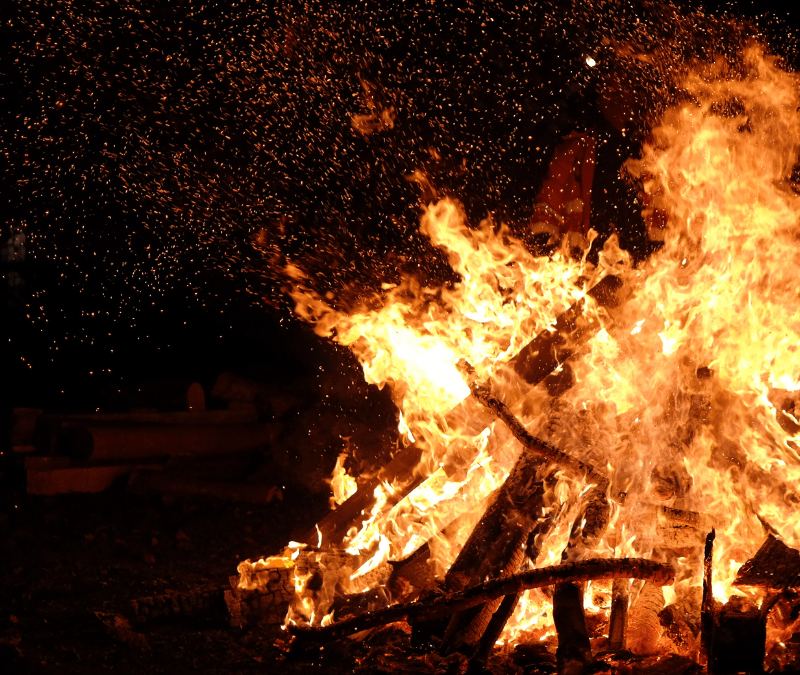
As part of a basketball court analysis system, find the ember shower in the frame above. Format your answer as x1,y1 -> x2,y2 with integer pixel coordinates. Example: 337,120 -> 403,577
4,0 -> 795,407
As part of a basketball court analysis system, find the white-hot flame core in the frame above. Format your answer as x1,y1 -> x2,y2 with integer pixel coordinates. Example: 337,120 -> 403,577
249,44 -> 800,651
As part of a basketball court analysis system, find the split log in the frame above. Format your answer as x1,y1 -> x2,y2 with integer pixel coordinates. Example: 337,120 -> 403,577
627,581 -> 665,655
290,558 -> 673,644
458,360 -> 611,673
304,275 -> 624,547
608,578 -> 629,651
439,442 -> 546,655
734,535 -> 800,590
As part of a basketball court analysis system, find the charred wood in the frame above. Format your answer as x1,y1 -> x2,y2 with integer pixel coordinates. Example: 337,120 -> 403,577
608,577 -> 630,651
627,581 -> 666,655
439,440 -> 546,655
659,591 -> 701,659
735,534 -> 800,590
709,597 -> 766,674
553,581 -> 592,675
470,590 -> 523,672
701,530 -> 716,661
290,558 -> 673,644
305,275 -> 624,548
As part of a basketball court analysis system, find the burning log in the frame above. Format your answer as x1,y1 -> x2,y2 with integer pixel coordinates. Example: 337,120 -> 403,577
226,563 -> 296,628
701,529 -> 715,661
608,578 -> 630,651
290,558 -> 673,644
551,487 -> 611,673
457,361 -> 608,492
734,535 -> 800,590
627,581 -> 666,655
305,274 -> 624,548
458,359 -> 613,673
439,440 -> 546,655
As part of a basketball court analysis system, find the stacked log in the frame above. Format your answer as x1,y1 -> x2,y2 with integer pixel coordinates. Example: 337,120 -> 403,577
225,563 -> 295,628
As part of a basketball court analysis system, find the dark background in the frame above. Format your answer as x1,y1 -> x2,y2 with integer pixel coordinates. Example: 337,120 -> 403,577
1,0 -> 797,414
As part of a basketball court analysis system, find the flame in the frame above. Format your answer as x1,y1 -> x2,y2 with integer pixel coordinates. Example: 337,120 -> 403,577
328,449 -> 358,508
244,43 -> 800,655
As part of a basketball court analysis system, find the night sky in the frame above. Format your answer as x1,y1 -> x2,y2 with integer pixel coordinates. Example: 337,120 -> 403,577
2,0 -> 798,411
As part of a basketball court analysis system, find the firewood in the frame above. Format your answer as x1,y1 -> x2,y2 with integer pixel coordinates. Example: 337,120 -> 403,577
709,597 -> 767,674
305,275 -> 624,548
552,489 -> 611,674
510,274 -> 625,385
701,530 -> 715,660
459,361 -> 613,673
608,578 -> 629,651
734,534 -> 800,590
550,583 -> 591,675
226,565 -> 296,628
439,441 -> 546,655
457,361 -> 608,492
627,581 -> 665,655
441,537 -> 529,655
290,558 -> 673,644
471,590 -> 523,669
658,592 -> 701,658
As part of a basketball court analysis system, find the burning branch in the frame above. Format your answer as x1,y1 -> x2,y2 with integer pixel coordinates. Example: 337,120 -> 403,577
457,360 -> 609,492
289,558 -> 674,644
303,275 -> 624,549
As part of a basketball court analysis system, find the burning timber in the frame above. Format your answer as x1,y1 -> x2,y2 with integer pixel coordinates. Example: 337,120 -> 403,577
289,558 -> 674,644
228,46 -> 800,673
302,273 -> 624,550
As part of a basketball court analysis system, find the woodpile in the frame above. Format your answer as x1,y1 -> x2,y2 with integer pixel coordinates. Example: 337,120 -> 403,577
238,266 -> 800,673
11,378 -> 288,501
225,563 -> 296,628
